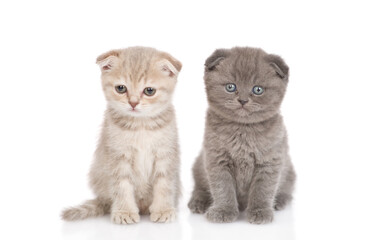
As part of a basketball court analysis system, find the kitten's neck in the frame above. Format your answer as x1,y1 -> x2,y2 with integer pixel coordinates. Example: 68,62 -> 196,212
107,105 -> 174,130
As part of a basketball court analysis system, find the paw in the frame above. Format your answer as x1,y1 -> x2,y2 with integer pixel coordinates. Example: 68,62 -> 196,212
274,193 -> 292,210
246,208 -> 273,224
150,208 -> 176,223
188,196 -> 211,214
205,206 -> 238,223
274,200 -> 287,211
111,211 -> 140,224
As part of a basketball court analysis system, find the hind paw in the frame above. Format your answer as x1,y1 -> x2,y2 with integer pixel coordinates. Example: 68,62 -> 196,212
274,193 -> 292,210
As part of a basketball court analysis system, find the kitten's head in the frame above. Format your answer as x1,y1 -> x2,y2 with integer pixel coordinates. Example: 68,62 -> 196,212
97,47 -> 182,117
204,47 -> 289,123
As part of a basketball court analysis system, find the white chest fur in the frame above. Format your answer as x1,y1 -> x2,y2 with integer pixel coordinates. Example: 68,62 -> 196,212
107,122 -> 172,184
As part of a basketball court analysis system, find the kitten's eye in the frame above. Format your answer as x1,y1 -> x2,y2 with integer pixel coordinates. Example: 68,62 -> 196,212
225,83 -> 237,92
144,87 -> 156,96
252,86 -> 264,95
115,85 -> 127,94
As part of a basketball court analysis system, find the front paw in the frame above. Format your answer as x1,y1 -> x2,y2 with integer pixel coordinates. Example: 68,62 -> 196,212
111,211 -> 140,224
205,206 -> 239,223
188,196 -> 212,214
246,208 -> 273,224
150,208 -> 176,223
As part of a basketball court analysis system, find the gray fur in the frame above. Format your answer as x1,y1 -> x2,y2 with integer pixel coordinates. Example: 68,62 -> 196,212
188,47 -> 296,224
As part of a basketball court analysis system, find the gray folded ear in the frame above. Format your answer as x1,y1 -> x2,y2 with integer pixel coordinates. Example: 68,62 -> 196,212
96,50 -> 120,72
265,54 -> 289,80
205,49 -> 231,71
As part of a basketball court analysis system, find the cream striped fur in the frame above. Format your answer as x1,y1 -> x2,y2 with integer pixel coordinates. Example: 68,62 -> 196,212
61,47 -> 182,224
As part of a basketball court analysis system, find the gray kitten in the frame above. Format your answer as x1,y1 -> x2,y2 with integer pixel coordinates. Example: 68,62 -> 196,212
188,47 -> 296,224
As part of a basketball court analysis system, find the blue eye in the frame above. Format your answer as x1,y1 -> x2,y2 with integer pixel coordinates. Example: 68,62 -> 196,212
252,86 -> 264,95
225,83 -> 237,92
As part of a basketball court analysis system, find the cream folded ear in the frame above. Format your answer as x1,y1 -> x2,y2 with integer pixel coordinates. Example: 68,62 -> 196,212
96,50 -> 120,72
158,52 -> 182,78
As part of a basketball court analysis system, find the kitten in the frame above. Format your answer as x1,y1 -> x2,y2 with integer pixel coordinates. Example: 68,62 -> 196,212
61,47 -> 182,224
188,47 -> 296,224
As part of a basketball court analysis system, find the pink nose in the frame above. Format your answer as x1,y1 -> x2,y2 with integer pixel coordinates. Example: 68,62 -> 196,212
129,101 -> 139,109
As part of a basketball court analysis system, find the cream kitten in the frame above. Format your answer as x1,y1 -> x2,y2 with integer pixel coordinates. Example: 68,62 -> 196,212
61,47 -> 182,224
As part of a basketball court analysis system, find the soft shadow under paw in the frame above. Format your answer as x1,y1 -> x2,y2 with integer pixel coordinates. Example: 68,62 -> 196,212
111,211 -> 140,224
205,206 -> 239,223
246,208 -> 273,224
150,209 -> 176,223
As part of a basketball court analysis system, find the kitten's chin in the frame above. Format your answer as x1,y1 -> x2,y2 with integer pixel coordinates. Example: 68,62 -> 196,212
235,108 -> 249,116
123,109 -> 145,117
115,108 -> 151,118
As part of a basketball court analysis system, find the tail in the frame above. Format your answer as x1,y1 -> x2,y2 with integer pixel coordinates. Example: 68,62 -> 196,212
61,198 -> 110,221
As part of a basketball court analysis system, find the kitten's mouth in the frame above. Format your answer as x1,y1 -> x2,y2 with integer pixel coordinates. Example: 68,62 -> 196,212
237,106 -> 248,111
235,107 -> 251,116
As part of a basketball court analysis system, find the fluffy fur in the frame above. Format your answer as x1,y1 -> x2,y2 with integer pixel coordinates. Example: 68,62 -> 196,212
188,47 -> 296,224
62,47 -> 182,224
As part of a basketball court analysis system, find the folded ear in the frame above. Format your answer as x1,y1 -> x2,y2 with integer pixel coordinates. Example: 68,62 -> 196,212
265,54 -> 289,80
96,50 -> 120,72
205,49 -> 231,71
158,52 -> 182,78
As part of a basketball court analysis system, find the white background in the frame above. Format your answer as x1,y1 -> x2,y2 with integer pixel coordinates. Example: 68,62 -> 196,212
1,1 -> 375,239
